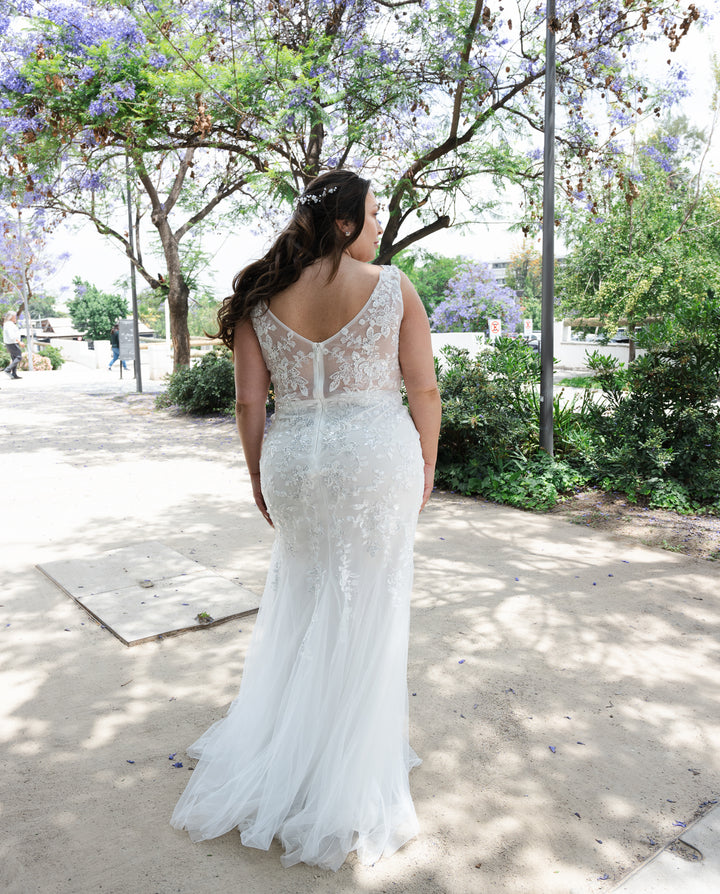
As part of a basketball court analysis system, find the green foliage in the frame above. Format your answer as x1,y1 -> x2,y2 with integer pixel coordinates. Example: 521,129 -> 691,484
188,296 -> 222,338
135,289 -> 165,339
584,298 -> 720,510
505,244 -> 543,328
28,294 -> 60,319
435,339 -> 592,507
433,319 -> 720,515
392,250 -> 462,316
37,345 -> 65,369
558,121 -> 720,345
156,346 -> 235,415
67,278 -> 129,341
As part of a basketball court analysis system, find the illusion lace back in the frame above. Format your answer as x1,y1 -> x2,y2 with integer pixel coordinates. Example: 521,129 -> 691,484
171,265 -> 424,870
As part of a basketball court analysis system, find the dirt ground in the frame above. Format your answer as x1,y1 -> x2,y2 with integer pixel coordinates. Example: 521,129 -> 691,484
551,490 -> 720,562
4,377 -> 720,894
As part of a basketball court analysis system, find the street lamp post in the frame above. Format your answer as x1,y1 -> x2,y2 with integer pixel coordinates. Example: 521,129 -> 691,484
125,153 -> 142,393
540,0 -> 556,455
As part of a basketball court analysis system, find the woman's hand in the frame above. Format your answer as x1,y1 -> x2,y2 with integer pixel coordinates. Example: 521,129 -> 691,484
250,472 -> 273,527
420,461 -> 435,512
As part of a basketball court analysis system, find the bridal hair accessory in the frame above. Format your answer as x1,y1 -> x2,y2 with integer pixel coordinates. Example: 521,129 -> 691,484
297,184 -> 339,206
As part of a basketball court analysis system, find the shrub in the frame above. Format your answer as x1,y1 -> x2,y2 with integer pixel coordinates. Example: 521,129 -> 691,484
156,347 -> 235,414
38,345 -> 65,369
20,353 -> 52,371
434,338 -> 591,507
585,330 -> 720,510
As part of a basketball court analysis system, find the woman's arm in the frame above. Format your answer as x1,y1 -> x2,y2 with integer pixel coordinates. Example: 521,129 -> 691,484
233,320 -> 273,525
397,272 -> 442,510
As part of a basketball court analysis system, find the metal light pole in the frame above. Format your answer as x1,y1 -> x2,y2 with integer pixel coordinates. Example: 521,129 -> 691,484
125,152 -> 142,393
539,0 -> 556,455
16,210 -> 35,372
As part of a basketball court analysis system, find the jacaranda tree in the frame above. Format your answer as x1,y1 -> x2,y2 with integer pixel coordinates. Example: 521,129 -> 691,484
430,260 -> 522,333
0,205 -> 63,320
558,117 -> 720,360
0,0 -> 702,366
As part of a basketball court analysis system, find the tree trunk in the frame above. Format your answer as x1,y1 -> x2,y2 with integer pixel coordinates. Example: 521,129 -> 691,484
152,206 -> 191,368
168,275 -> 190,368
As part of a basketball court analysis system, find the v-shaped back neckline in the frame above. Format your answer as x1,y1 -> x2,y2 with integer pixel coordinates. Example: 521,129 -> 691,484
263,266 -> 386,347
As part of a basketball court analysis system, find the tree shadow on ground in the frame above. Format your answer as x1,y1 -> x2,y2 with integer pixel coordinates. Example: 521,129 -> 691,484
2,389 -> 720,894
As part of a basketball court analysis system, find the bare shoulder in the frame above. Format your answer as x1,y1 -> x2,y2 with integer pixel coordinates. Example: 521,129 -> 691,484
395,268 -> 424,317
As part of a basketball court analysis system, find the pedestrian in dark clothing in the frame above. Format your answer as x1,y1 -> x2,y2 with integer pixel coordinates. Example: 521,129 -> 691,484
109,324 -> 127,370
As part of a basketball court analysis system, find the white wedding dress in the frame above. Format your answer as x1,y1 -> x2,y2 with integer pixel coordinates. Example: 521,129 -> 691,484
171,265 -> 424,870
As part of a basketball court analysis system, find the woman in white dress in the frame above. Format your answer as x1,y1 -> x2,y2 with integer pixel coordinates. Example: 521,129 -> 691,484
171,170 -> 441,870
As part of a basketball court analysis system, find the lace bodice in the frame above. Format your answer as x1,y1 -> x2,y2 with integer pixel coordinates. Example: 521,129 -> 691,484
251,265 -> 402,405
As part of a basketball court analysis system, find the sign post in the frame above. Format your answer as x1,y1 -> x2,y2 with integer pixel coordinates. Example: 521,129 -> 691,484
489,319 -> 502,343
524,318 -> 533,337
118,319 -> 135,379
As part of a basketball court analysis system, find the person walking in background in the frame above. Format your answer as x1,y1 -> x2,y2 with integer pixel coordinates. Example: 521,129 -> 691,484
108,324 -> 127,371
3,311 -> 22,379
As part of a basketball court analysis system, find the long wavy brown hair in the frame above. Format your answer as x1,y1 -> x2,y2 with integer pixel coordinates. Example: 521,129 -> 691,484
215,170 -> 371,349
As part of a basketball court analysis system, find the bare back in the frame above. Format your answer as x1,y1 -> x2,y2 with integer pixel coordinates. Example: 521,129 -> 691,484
266,256 -> 382,344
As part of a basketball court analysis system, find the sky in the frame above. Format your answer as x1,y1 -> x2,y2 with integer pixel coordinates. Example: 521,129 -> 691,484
42,14 -> 720,310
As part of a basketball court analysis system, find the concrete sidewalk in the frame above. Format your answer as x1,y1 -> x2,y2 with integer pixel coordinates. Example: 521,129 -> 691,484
1,362 -> 719,894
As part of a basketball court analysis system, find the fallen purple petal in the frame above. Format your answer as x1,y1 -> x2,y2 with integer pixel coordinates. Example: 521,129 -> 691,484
458,659 -> 465,664
168,753 -> 177,760
549,746 -> 556,753
126,760 -> 135,764
673,821 -> 686,828
173,761 -> 183,768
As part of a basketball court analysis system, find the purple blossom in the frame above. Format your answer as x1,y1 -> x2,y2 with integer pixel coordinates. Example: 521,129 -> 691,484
88,95 -> 118,118
640,145 -> 672,172
431,261 -> 522,334
112,81 -> 135,101
148,52 -> 169,69
77,66 -> 96,82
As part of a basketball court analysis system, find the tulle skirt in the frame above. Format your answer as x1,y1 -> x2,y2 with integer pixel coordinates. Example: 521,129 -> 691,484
171,394 -> 424,870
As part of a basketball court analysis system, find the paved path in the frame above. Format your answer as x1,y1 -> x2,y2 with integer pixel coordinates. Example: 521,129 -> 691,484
1,362 -> 719,894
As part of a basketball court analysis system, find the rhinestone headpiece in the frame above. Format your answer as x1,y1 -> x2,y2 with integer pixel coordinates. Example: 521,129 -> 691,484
297,184 -> 339,206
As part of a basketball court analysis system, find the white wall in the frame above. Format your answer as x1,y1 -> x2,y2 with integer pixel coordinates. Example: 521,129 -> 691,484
430,323 -> 640,369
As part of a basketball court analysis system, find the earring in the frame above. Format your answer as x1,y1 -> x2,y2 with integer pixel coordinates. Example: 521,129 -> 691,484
345,231 -> 351,236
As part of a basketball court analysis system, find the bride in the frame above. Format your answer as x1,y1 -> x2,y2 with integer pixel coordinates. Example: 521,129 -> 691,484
171,169 -> 441,871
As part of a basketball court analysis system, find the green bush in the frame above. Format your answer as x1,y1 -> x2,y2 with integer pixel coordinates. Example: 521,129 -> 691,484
38,345 -> 65,369
1,344 -> 65,370
156,347 -> 235,415
586,340 -> 720,510
435,338 -> 591,507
